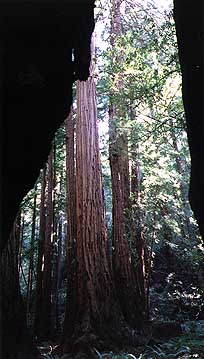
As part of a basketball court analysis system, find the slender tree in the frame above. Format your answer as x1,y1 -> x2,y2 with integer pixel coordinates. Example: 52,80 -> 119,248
131,145 -> 148,319
26,184 -> 37,326
51,138 -> 60,334
63,107 -> 77,338
52,165 -> 65,334
170,119 -> 195,239
55,205 -> 64,333
18,211 -> 25,271
42,149 -> 54,338
34,166 -> 47,337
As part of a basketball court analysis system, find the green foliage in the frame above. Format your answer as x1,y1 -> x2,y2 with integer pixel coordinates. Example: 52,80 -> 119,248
97,1 -> 200,251
96,0 -> 202,330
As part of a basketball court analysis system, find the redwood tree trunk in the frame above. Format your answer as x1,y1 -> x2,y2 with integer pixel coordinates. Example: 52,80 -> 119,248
63,34 -> 151,356
63,107 -> 77,338
26,184 -> 37,327
55,208 -> 64,333
131,147 -> 148,320
18,211 -> 25,271
109,0 -> 147,328
41,149 -> 54,338
51,139 -> 60,335
63,37 -> 118,354
34,166 -> 46,338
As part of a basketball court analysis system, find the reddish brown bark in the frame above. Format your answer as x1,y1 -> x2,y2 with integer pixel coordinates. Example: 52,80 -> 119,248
55,208 -> 64,333
63,108 -> 77,338
109,0 -> 147,328
63,38 -> 118,353
109,121 -> 145,327
63,35 -> 151,355
26,184 -> 37,326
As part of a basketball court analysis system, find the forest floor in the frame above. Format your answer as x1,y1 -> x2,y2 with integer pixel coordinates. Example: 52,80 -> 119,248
37,326 -> 204,359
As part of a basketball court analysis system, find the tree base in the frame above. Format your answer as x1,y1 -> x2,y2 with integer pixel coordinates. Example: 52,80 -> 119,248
62,315 -> 152,358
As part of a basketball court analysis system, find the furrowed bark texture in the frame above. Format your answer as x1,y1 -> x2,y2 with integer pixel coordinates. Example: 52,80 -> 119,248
76,64 -> 113,334
109,0 -> 147,328
64,38 -> 118,353
63,34 -> 151,356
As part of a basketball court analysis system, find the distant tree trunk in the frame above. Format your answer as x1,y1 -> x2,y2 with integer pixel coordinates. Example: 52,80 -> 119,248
52,164 -> 65,335
63,107 -> 77,338
65,107 -> 76,253
55,208 -> 64,333
170,119 -> 195,239
53,140 -> 57,243
109,0 -> 147,328
34,166 -> 46,337
18,210 -> 28,288
18,210 -> 25,271
41,149 -> 54,338
51,139 -> 60,335
131,145 -> 148,319
26,184 -> 37,327
1,213 -> 38,358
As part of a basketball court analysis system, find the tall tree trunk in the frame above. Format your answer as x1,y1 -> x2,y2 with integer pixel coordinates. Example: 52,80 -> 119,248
26,184 -> 37,327
63,36 -> 120,354
55,208 -> 64,334
66,107 -> 76,253
63,34 -> 151,356
18,210 -> 25,271
52,165 -> 64,336
63,107 -> 77,338
41,149 -> 54,338
131,146 -> 148,319
51,139 -> 60,335
109,0 -> 147,328
34,166 -> 46,338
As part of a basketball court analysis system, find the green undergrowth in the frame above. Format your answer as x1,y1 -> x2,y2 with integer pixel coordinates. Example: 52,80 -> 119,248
105,337 -> 204,359
39,322 -> 204,358
99,324 -> 204,359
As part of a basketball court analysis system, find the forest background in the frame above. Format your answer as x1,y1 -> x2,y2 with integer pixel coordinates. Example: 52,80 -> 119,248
6,0 -> 204,357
